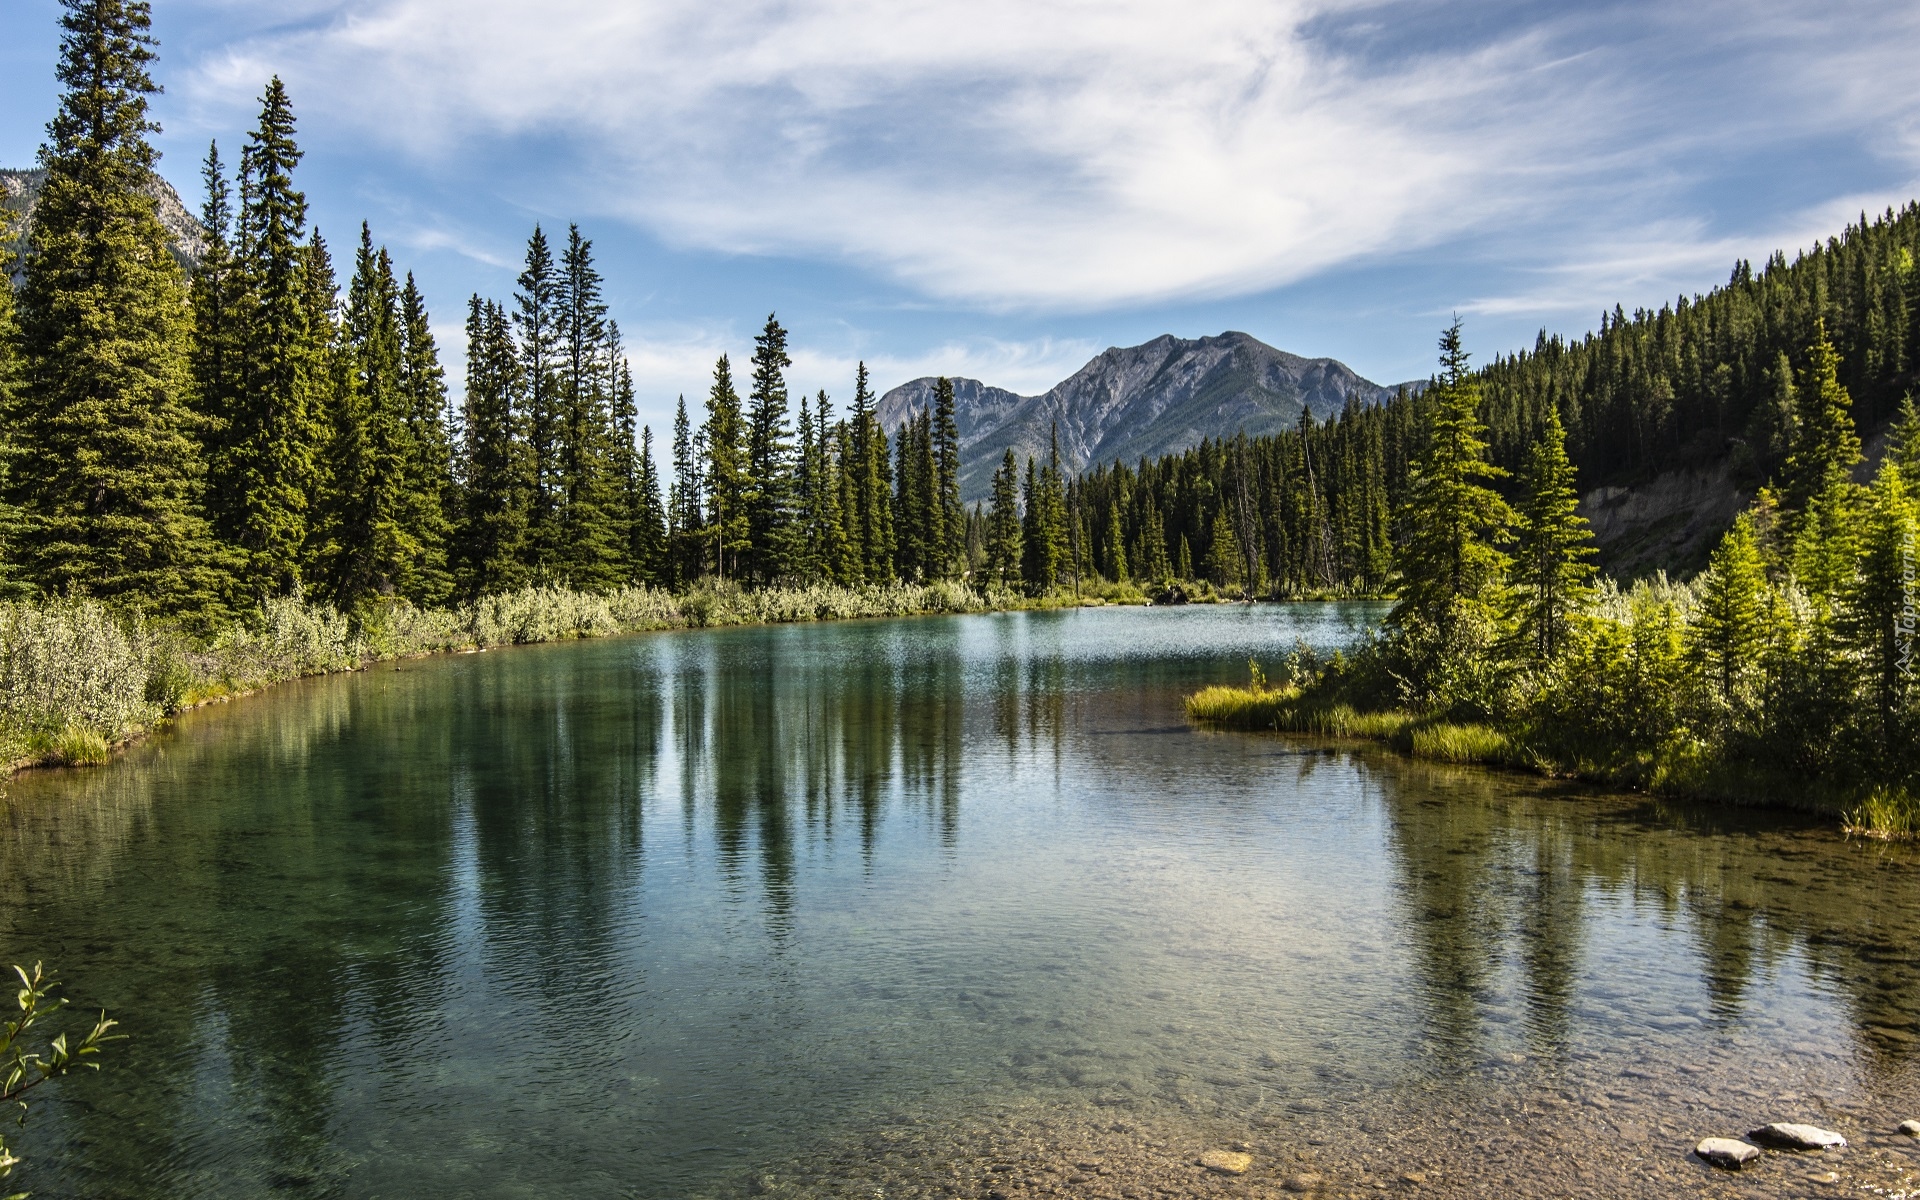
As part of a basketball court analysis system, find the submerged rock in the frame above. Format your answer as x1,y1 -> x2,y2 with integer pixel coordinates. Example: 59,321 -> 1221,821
1748,1123 -> 1846,1150
1197,1149 -> 1252,1175
1281,1173 -> 1323,1193
1899,1119 -> 1920,1137
1695,1138 -> 1760,1169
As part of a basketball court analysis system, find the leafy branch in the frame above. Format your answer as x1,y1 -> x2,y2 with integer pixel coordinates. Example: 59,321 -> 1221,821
0,963 -> 123,1199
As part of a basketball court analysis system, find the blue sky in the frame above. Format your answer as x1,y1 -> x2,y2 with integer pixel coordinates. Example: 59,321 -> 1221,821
5,0 -> 1919,440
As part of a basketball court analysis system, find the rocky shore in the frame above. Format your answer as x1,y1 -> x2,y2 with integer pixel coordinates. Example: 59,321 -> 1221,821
718,1070 -> 1920,1200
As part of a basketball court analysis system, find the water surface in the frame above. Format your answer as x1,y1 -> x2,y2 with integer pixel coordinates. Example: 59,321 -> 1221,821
2,606 -> 1917,1199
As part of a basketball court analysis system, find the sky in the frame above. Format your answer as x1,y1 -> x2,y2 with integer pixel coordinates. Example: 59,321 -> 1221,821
4,0 -> 1920,440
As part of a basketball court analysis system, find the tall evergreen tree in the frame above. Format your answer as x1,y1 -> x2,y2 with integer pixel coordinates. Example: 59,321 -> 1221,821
848,362 -> 893,582
1389,321 -> 1515,631
703,355 -> 748,579
1103,501 -> 1128,582
397,271 -> 453,603
630,419 -> 667,585
310,226 -> 411,608
1690,512 -> 1769,713
0,213 -> 28,595
554,226 -> 621,588
986,448 -> 1022,587
222,76 -> 315,599
13,0 -> 227,617
932,376 -> 963,572
811,390 -> 852,584
1510,405 -> 1596,659
189,140 -> 243,507
1892,392 -> 1920,483
1788,324 -> 1865,604
454,295 -> 527,597
1204,506 -> 1244,590
793,392 -> 823,580
1842,462 -> 1918,746
514,226 -> 561,574
667,394 -> 702,583
744,313 -> 795,582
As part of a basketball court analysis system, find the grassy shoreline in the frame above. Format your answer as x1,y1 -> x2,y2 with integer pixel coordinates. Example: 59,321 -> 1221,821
0,580 -> 1006,775
1185,681 -> 1912,837
3,577 -> 1283,778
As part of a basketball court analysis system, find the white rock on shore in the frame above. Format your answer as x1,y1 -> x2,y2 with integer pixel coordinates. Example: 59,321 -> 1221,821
1695,1138 -> 1760,1169
1748,1123 -> 1846,1150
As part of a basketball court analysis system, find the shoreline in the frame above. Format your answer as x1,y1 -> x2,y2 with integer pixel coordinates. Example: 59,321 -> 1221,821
4,584 -> 1368,782
1184,682 -> 1910,835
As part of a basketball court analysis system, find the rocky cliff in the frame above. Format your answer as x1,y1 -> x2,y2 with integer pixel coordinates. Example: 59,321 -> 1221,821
2,167 -> 205,281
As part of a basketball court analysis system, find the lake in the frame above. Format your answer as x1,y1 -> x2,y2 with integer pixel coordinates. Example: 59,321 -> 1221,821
2,605 -> 1917,1199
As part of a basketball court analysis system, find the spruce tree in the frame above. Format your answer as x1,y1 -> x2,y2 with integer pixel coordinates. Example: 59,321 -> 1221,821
397,271 -> 453,603
932,377 -> 963,572
986,448 -> 1022,587
703,355 -> 749,579
812,391 -> 851,583
310,226 -> 411,608
668,394 -> 701,583
829,414 -> 860,583
1020,457 -> 1043,591
514,226 -> 561,574
631,420 -> 668,585
189,140 -> 243,512
744,313 -> 795,582
1205,507 -> 1244,591
1841,461 -> 1917,745
848,362 -> 893,582
454,295 -> 527,597
1510,405 -> 1596,660
13,0 -> 227,617
793,392 -> 823,580
1103,501 -> 1128,582
554,227 -> 621,589
1893,392 -> 1920,483
223,76 -> 315,599
0,217 -> 28,595
1690,512 -> 1768,714
1787,324 -> 1864,604
1389,321 -> 1515,632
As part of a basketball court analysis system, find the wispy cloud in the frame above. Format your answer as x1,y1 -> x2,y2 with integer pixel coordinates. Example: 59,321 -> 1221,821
166,0 -> 1920,337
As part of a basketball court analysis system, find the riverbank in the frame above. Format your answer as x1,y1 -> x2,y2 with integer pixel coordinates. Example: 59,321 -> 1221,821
3,577 -> 1304,777
0,580 -> 1002,775
1186,681 -> 1913,836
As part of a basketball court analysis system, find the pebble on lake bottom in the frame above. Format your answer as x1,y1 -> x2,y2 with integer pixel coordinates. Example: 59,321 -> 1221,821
1899,1119 -> 1920,1137
1748,1122 -> 1847,1150
1281,1173 -> 1323,1193
1696,1138 -> 1761,1169
1196,1149 -> 1252,1175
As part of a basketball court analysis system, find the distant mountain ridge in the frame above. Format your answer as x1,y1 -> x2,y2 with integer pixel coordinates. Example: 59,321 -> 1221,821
879,331 -> 1419,502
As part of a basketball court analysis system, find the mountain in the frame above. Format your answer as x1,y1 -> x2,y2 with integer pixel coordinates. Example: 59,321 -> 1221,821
878,331 -> 1418,502
3,167 -> 206,281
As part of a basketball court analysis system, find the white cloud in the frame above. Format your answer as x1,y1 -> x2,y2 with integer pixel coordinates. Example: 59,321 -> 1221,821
175,0 -> 1920,315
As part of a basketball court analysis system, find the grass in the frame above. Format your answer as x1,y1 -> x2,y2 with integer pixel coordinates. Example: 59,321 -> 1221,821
1185,684 -> 1525,770
1845,787 -> 1920,840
